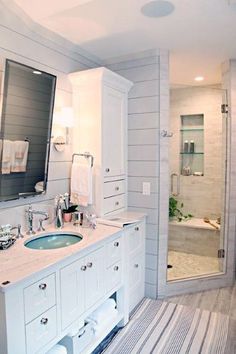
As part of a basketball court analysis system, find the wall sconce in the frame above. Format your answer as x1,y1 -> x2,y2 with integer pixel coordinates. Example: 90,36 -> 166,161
53,107 -> 74,151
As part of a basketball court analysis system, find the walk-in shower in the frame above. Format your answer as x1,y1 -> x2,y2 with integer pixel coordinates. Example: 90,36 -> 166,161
167,86 -> 227,281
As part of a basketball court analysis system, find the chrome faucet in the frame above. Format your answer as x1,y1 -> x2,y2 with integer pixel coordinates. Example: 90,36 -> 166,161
25,205 -> 49,235
55,195 -> 64,229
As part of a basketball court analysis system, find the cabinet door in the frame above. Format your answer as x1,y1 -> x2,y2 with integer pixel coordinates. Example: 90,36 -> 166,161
85,247 -> 105,309
60,258 -> 85,329
103,85 -> 126,178
129,250 -> 145,313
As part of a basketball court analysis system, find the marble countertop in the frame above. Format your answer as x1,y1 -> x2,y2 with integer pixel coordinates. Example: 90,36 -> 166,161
0,211 -> 145,293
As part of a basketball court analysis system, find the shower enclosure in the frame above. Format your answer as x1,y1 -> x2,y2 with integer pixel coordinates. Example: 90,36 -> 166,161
167,86 -> 227,281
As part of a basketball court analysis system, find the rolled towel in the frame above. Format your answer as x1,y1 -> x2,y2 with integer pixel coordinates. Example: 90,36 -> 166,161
92,309 -> 119,335
45,344 -> 67,354
86,298 -> 116,325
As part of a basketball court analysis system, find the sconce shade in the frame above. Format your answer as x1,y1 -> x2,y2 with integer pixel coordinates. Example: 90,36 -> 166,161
53,107 -> 74,127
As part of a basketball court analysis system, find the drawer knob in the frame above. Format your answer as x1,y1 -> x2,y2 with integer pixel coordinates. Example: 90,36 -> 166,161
39,283 -> 47,290
134,264 -> 139,268
115,201 -> 119,206
135,227 -> 139,231
40,318 -> 48,325
81,265 -> 87,271
105,168 -> 110,173
115,186 -> 120,191
87,262 -> 93,268
114,241 -> 119,247
114,266 -> 119,271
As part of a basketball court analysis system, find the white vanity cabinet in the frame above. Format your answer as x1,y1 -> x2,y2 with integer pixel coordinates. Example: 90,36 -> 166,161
124,219 -> 146,313
69,67 -> 133,217
60,246 -> 105,330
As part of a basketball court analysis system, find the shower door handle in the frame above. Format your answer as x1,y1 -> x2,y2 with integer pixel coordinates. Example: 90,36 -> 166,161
171,173 -> 180,196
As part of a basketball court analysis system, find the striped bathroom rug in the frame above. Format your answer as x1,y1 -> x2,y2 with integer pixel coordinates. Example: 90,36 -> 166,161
103,299 -> 230,354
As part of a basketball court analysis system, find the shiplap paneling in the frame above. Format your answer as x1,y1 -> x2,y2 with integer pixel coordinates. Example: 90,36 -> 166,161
105,50 -> 161,298
0,2 -> 100,215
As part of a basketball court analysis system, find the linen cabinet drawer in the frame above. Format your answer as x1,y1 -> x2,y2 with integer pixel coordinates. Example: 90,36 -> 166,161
24,273 -> 56,324
104,194 -> 125,214
106,262 -> 122,292
26,306 -> 57,354
104,179 -> 125,198
106,236 -> 122,267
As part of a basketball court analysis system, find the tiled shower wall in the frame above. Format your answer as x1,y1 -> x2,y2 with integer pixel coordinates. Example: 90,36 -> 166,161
170,86 -> 223,219
104,49 -> 169,298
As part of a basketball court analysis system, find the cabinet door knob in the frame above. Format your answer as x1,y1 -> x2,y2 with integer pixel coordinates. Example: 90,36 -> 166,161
134,264 -> 139,268
115,201 -> 119,206
115,186 -> 120,191
40,318 -> 48,325
87,262 -> 93,268
39,283 -> 47,290
105,168 -> 110,173
114,241 -> 119,247
81,265 -> 87,271
114,266 -> 119,271
135,226 -> 139,231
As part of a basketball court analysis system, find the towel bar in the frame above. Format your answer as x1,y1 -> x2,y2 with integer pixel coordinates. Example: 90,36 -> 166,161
72,152 -> 94,167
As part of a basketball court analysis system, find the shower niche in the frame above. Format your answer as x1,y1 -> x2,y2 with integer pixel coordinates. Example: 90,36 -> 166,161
180,114 -> 204,176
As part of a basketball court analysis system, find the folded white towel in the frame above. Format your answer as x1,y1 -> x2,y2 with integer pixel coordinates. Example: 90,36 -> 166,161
11,141 -> 29,173
70,160 -> 92,207
2,140 -> 13,174
45,344 -> 67,354
86,298 -> 117,325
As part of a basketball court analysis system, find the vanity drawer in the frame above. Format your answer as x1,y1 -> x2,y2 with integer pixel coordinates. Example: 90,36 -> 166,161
103,194 -> 125,214
106,236 -> 122,268
106,261 -> 122,293
24,273 -> 56,324
104,179 -> 125,198
26,306 -> 57,354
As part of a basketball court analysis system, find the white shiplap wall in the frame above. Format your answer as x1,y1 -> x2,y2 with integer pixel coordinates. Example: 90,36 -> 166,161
104,49 -> 169,298
0,1 -> 100,226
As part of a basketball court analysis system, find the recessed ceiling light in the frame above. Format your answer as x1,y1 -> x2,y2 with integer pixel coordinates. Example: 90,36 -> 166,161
141,0 -> 175,18
33,70 -> 42,75
195,76 -> 204,82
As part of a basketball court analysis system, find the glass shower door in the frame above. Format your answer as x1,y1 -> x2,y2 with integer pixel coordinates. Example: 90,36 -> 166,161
167,86 -> 227,281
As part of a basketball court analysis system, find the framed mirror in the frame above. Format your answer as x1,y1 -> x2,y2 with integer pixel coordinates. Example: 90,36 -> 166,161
0,59 -> 56,201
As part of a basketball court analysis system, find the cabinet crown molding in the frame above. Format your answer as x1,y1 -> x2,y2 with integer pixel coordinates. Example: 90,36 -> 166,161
69,67 -> 133,93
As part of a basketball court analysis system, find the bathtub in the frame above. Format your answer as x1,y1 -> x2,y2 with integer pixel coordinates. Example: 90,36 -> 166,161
168,217 -> 220,257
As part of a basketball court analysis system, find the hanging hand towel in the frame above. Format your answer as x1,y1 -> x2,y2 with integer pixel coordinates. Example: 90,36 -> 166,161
70,160 -> 93,207
11,141 -> 29,173
2,140 -> 13,174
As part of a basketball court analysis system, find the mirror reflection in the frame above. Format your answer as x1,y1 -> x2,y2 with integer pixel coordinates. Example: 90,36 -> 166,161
0,59 -> 56,201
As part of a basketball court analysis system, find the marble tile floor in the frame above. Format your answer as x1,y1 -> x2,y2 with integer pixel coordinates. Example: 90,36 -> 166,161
167,250 -> 220,281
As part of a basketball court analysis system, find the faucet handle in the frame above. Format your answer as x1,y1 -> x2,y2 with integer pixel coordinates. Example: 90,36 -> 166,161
11,224 -> 24,239
37,215 -> 49,232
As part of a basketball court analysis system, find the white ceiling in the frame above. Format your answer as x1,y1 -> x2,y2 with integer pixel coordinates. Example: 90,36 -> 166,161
13,0 -> 236,86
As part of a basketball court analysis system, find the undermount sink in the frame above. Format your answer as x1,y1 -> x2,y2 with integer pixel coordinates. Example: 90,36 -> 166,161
24,232 -> 83,250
